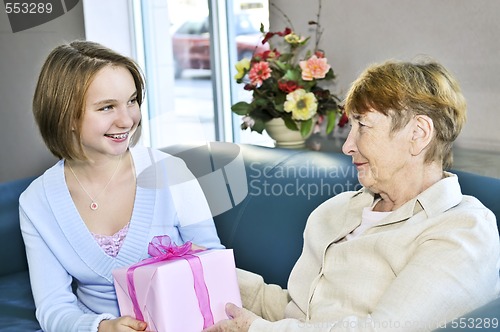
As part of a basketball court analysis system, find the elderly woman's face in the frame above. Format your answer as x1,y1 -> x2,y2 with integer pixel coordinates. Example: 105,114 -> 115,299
342,109 -> 414,194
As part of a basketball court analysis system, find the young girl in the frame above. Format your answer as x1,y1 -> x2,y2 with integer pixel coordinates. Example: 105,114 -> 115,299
20,40 -> 223,332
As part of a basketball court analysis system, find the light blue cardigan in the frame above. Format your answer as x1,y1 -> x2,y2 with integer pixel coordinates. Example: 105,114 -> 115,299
19,146 -> 223,332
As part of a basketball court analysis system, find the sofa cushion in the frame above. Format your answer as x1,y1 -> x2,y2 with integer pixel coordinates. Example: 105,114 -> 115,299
435,297 -> 500,331
0,177 -> 35,277
0,271 -> 39,331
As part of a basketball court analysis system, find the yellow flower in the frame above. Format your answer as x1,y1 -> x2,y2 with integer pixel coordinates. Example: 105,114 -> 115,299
283,89 -> 317,120
284,33 -> 305,45
234,58 -> 251,80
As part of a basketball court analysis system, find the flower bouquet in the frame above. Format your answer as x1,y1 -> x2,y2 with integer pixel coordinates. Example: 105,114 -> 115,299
231,3 -> 346,138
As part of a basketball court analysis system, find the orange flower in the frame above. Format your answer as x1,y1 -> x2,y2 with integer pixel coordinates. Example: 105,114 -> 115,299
248,61 -> 272,86
299,55 -> 331,81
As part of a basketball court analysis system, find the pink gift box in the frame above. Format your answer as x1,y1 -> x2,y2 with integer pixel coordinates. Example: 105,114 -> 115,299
113,249 -> 241,332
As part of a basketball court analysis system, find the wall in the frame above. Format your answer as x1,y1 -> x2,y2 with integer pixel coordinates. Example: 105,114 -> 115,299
270,0 -> 500,152
0,2 -> 85,182
1,0 -> 499,182
82,0 -> 136,59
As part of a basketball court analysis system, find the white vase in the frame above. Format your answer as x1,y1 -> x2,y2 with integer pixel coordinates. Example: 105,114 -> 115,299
264,118 -> 313,149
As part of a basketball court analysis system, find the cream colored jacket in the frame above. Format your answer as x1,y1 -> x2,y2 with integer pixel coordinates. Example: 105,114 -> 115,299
238,173 -> 500,331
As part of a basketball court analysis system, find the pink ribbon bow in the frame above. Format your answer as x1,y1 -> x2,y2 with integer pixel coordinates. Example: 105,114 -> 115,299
126,235 -> 214,328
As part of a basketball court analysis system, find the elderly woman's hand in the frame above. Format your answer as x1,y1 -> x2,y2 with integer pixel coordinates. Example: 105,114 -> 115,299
202,303 -> 259,332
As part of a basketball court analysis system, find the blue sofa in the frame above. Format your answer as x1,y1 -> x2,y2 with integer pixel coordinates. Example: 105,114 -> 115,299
1,143 -> 499,331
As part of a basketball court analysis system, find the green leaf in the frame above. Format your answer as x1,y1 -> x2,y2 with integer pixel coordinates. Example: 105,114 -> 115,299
283,117 -> 299,131
277,54 -> 293,64
300,118 -> 313,137
231,102 -> 251,116
253,98 -> 269,107
283,68 -> 301,81
299,80 -> 315,91
326,111 -> 337,134
253,118 -> 265,133
301,36 -> 311,45
274,102 -> 285,113
324,68 -> 336,80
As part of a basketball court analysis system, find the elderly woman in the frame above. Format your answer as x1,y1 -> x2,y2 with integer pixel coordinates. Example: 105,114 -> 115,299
204,60 -> 500,332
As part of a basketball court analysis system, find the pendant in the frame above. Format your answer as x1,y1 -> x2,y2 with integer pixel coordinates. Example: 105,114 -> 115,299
90,202 -> 99,210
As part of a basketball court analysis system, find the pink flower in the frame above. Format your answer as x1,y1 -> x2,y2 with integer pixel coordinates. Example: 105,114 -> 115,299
299,55 -> 331,81
248,61 -> 272,86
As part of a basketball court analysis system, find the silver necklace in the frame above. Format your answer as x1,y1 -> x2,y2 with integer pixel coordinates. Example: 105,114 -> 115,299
67,154 -> 123,211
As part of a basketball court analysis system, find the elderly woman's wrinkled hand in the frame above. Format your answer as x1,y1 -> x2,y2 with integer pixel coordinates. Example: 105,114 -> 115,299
202,303 -> 259,332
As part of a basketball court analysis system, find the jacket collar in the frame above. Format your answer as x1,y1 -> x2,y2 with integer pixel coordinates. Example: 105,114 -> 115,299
348,171 -> 463,229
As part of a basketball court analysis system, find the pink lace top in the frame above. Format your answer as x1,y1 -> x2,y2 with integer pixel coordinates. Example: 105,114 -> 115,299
92,223 -> 130,257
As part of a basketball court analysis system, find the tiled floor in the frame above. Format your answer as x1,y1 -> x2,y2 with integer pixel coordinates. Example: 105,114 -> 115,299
452,147 -> 500,179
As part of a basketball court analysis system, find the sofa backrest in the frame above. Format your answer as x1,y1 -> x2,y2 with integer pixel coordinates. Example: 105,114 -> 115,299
164,143 -> 360,288
215,145 -> 360,288
2,144 -> 498,288
452,169 -> 500,229
165,143 -> 500,289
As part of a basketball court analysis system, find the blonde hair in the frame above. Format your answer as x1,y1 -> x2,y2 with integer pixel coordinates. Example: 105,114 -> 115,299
33,40 -> 145,160
344,59 -> 466,169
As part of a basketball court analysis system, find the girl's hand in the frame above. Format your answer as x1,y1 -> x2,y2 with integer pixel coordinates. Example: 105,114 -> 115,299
98,316 -> 148,331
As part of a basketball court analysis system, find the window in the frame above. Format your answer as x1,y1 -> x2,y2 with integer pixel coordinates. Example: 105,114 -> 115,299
83,0 -> 270,148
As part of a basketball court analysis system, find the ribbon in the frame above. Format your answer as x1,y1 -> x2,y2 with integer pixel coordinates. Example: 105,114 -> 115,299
126,235 -> 214,328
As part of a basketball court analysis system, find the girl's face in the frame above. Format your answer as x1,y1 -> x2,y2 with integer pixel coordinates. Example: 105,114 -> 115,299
80,65 -> 141,160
